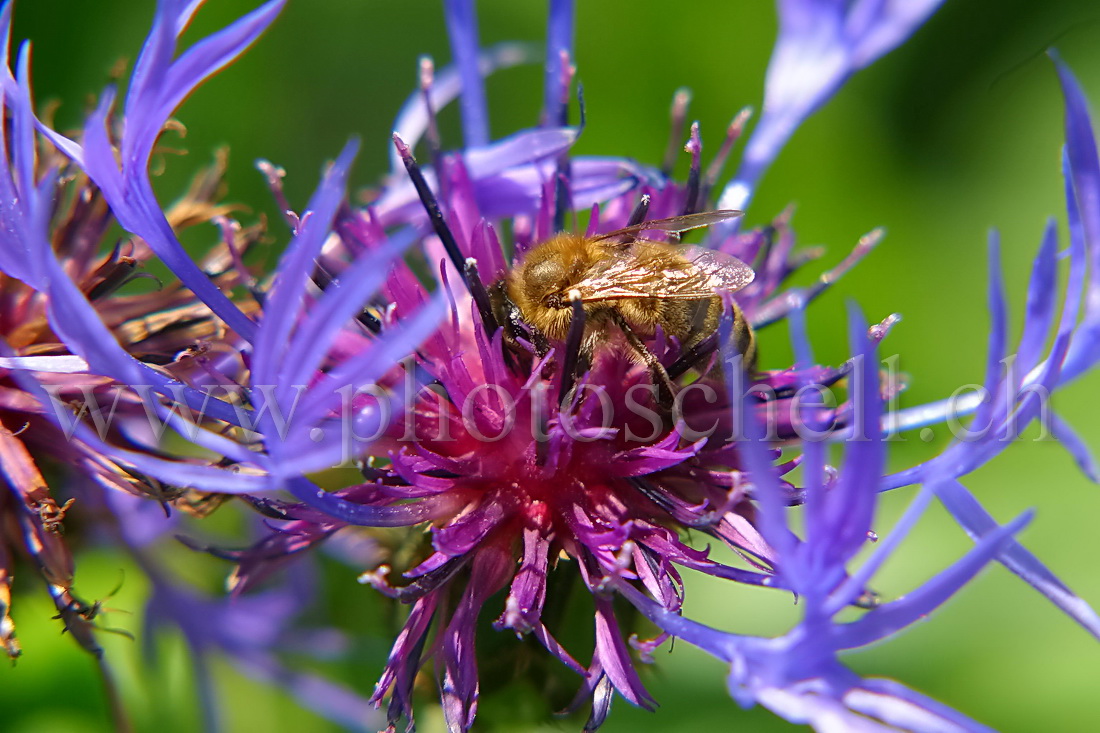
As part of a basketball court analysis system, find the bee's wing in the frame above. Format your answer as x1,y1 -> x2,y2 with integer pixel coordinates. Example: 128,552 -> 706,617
684,247 -> 755,293
591,210 -> 743,243
570,246 -> 753,302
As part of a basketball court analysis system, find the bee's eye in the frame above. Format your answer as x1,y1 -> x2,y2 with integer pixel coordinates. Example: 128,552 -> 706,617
525,260 -> 566,299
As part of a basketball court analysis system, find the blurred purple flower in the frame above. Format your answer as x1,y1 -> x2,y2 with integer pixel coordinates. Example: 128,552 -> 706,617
0,0 -> 271,682
721,0 -> 946,212
0,1 -> 378,729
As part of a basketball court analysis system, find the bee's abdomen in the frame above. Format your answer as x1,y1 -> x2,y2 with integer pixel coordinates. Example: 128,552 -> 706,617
730,305 -> 757,372
685,297 -> 756,372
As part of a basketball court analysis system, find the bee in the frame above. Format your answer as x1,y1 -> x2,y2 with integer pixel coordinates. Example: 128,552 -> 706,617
490,210 -> 756,398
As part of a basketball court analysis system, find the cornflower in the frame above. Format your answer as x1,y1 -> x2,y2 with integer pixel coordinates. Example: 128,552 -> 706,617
1,1 -> 1098,731
1,2 -> 380,728
0,0 -> 265,691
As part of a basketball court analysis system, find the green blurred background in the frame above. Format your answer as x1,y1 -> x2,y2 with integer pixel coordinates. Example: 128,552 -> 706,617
5,0 -> 1100,730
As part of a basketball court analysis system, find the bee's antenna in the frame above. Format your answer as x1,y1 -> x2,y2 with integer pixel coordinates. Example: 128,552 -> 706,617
392,133 -> 469,289
558,291 -> 586,406
681,121 -> 702,217
661,88 -> 691,177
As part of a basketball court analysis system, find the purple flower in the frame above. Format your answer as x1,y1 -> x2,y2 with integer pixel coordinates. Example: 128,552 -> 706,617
611,53 -> 1100,730
0,2 -> 376,728
720,0 -> 946,212
613,305 -> 1030,731
0,0 -> 276,677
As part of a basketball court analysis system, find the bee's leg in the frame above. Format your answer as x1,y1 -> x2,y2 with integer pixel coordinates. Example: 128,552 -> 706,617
609,311 -> 676,412
670,300 -> 756,380
489,281 -> 550,372
667,331 -> 718,379
531,328 -> 552,358
670,298 -> 722,379
489,281 -> 521,344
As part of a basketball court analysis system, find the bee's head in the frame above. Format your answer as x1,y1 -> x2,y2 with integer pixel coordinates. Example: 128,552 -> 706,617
508,233 -> 598,325
523,258 -> 572,309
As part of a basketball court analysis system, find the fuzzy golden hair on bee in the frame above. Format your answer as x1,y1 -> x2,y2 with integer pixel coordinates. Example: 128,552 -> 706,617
490,210 -> 756,397
504,232 -> 610,342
